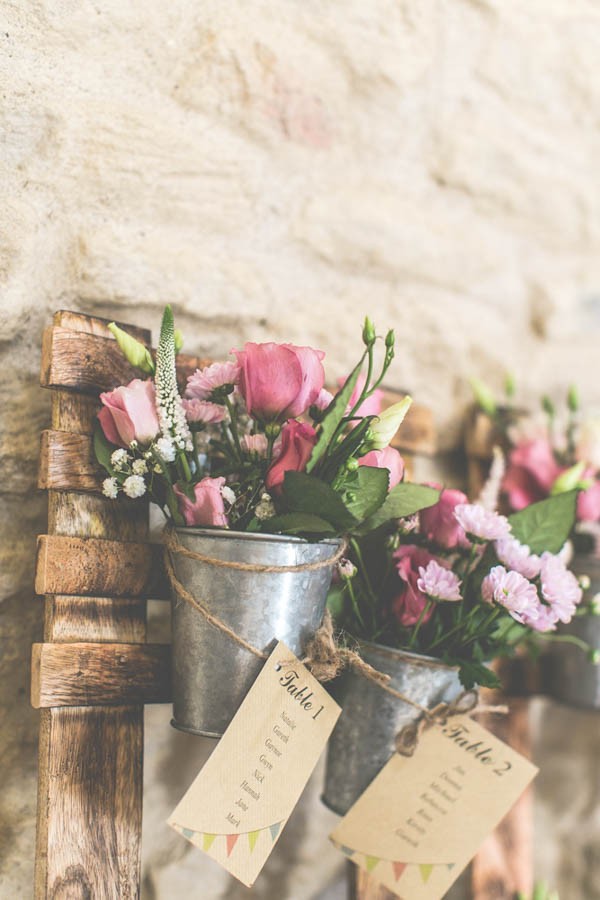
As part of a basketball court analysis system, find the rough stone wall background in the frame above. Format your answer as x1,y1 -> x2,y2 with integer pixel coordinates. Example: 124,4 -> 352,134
1,1 -> 600,897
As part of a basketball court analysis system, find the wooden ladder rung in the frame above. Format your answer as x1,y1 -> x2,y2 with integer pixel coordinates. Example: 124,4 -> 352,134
31,642 -> 172,708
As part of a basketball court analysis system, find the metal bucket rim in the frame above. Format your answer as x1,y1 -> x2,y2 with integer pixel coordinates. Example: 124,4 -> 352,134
355,637 -> 459,671
174,526 -> 341,549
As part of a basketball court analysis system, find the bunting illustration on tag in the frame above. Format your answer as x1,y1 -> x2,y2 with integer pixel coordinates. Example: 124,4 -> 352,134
171,821 -> 284,862
332,839 -> 455,887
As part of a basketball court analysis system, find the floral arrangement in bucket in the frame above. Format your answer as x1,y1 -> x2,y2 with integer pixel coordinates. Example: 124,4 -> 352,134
94,307 -> 437,538
93,307 -> 440,736
329,471 -> 586,689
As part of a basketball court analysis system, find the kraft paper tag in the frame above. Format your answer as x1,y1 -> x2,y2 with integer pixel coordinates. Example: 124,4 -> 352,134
168,640 -> 341,888
330,714 -> 538,899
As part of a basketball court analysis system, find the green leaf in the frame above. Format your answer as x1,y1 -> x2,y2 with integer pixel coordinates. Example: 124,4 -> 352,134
456,660 -> 501,690
108,322 -> 155,374
355,483 -> 440,535
341,466 -> 389,523
262,512 -> 337,537
93,425 -> 117,476
282,471 -> 357,531
509,491 -> 577,554
306,356 -> 364,474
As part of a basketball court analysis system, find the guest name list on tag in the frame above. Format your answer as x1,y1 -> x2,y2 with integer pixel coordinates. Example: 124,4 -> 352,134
168,641 -> 341,888
330,714 -> 538,900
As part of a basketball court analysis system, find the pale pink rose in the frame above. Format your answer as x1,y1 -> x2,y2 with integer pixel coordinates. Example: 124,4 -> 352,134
314,388 -> 334,411
495,536 -> 541,580
392,546 -> 441,627
265,420 -> 318,494
174,477 -> 229,527
185,361 -> 240,400
454,504 -> 511,542
417,560 -> 462,602
182,398 -> 227,425
339,373 -> 384,419
99,378 -> 160,448
232,342 -> 325,422
419,484 -> 469,549
481,565 -> 539,623
577,478 -> 600,523
358,447 -> 405,489
502,439 -> 561,511
242,434 -> 269,457
539,552 -> 582,623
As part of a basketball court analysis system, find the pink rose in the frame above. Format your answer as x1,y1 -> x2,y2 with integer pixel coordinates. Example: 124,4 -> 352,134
338,373 -> 384,420
359,447 -> 405,489
232,342 -> 325,422
174,477 -> 229,527
98,378 -> 160,448
265,420 -> 318,494
502,439 -> 561,511
419,484 -> 469,549
391,546 -> 441,627
578,478 -> 600,522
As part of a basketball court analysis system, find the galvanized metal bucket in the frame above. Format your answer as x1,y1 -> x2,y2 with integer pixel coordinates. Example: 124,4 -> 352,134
322,641 -> 462,815
169,527 -> 341,738
545,553 -> 600,710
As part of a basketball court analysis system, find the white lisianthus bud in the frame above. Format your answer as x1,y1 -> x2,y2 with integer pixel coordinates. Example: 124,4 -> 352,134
255,492 -> 276,520
338,558 -> 357,579
363,396 -> 412,451
110,448 -> 129,470
132,458 -> 148,475
155,437 -> 176,462
102,477 -> 119,499
221,485 -> 236,505
123,475 -> 147,498
108,322 -> 155,374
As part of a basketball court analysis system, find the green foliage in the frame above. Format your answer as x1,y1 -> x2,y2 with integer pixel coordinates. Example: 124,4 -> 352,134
305,356 -> 364,474
509,491 -> 577,554
93,425 -> 117,476
281,472 -> 356,531
261,512 -> 337,537
340,466 -> 390,524
355,483 -> 440,534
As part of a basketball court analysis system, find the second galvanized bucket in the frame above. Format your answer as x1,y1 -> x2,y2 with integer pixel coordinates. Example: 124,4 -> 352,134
169,527 -> 341,738
322,641 -> 462,815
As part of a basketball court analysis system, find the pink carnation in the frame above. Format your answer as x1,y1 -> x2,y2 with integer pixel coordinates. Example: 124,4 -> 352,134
521,603 -> 558,633
241,434 -> 269,457
454,504 -> 511,542
417,560 -> 462,602
182,398 -> 227,425
392,546 -> 440,627
481,565 -> 540,623
539,552 -> 582,624
185,361 -> 240,400
495,536 -> 541,580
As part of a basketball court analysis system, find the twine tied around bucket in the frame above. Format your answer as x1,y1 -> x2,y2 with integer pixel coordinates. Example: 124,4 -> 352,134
163,526 -> 507,753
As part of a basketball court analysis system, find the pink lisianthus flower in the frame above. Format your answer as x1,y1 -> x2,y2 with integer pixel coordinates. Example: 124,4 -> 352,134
481,565 -> 540,623
417,560 -> 462,602
454,503 -> 511,542
314,388 -> 334,412
241,433 -> 269,457
232,342 -> 325,423
174,477 -> 229,527
339,373 -> 384,420
502,438 -> 561,511
358,447 -> 405,489
495,536 -> 541,580
185,361 -> 240,400
392,546 -> 441,627
419,484 -> 469,549
539,552 -> 583,623
99,378 -> 160,448
265,420 -> 318,494
182,398 -> 227,425
577,477 -> 600,522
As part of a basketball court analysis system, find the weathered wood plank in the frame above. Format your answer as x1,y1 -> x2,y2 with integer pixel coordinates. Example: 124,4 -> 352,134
38,430 -> 103,492
53,309 -> 151,342
44,596 -> 147,643
32,642 -> 171,708
41,325 -> 207,395
35,534 -> 162,598
35,310 -> 150,900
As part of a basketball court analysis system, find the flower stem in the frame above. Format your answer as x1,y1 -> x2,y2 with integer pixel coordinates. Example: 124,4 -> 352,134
225,396 -> 244,461
409,599 -> 433,649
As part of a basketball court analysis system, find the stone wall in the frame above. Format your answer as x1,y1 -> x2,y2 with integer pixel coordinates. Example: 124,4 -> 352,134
2,1 -> 600,897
